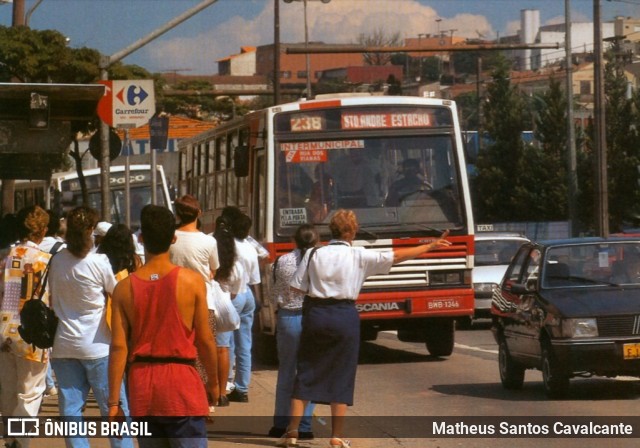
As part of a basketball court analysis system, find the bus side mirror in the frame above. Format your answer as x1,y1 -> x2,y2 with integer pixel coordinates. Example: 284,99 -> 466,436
234,145 -> 249,177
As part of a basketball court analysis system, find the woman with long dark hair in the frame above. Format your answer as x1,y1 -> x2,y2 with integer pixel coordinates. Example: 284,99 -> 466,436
98,224 -> 142,276
212,214 -> 243,406
269,224 -> 318,440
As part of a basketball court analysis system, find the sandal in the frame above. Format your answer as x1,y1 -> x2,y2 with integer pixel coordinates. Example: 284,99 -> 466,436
329,437 -> 351,448
275,430 -> 299,447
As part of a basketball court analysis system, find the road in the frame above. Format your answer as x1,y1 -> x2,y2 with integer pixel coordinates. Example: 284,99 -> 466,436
343,319 -> 640,448
24,319 -> 640,448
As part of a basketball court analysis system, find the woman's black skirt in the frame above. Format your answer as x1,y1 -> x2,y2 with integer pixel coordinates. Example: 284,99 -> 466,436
293,297 -> 360,406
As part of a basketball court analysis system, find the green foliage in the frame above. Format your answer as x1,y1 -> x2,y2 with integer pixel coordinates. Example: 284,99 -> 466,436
530,77 -> 568,220
473,56 -> 533,222
0,25 -> 72,82
455,91 -> 479,130
603,42 -> 640,231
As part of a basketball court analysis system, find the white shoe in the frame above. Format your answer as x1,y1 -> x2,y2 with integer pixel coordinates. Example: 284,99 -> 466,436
226,381 -> 235,394
45,386 -> 58,396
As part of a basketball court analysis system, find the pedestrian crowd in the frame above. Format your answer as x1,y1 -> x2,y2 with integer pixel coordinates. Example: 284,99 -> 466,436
0,199 -> 449,448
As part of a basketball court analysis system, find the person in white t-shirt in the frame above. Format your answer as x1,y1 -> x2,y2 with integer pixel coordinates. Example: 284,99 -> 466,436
210,214 -> 244,406
221,208 -> 260,403
48,206 -> 133,448
169,195 -> 220,407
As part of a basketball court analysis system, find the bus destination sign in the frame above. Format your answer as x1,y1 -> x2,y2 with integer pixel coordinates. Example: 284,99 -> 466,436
341,112 -> 432,130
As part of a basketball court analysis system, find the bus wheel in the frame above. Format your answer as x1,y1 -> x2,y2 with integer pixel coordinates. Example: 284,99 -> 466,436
360,325 -> 378,342
425,319 -> 455,357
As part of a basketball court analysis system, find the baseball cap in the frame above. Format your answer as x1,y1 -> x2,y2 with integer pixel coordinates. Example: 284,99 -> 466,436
93,221 -> 112,237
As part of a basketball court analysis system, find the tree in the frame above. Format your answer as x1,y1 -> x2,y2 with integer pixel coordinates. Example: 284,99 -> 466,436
473,56 -> 530,222
531,77 -> 568,220
603,42 -> 640,232
357,27 -> 401,66
0,26 -> 73,82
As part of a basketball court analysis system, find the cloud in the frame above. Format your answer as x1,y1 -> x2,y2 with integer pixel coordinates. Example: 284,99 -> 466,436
143,0 -> 495,74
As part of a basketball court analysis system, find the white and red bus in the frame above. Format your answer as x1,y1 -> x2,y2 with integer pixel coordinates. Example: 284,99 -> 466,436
177,95 -> 475,357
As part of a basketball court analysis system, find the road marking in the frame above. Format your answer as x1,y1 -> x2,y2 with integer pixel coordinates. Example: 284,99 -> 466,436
381,331 -> 499,354
454,343 -> 498,354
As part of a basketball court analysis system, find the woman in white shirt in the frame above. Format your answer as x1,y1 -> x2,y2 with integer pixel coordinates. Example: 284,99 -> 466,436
49,207 -> 133,448
278,209 -> 450,448
211,214 -> 243,406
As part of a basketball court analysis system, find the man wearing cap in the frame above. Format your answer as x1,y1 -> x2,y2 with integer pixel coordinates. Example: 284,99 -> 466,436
93,221 -> 113,252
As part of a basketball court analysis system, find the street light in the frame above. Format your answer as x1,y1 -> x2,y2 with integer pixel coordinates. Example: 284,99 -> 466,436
283,0 -> 331,99
417,33 -> 426,82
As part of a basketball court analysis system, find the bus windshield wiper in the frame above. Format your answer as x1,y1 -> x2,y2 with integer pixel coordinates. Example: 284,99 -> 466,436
356,227 -> 378,240
409,224 -> 464,236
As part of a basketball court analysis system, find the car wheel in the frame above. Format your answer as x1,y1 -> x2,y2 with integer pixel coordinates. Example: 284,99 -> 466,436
541,345 -> 569,398
425,319 -> 455,357
498,339 -> 525,389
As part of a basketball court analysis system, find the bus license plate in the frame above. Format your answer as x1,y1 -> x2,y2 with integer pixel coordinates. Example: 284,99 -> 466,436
623,343 -> 640,359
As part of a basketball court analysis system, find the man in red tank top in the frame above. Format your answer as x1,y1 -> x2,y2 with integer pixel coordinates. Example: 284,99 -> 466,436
108,205 -> 218,447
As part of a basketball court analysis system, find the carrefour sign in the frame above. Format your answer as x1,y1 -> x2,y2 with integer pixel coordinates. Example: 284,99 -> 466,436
97,80 -> 155,128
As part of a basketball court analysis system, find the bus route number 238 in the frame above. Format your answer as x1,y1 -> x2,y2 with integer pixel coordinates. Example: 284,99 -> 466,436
290,115 -> 324,132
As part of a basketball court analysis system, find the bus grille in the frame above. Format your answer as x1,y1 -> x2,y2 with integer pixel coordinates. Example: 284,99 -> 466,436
354,241 -> 469,290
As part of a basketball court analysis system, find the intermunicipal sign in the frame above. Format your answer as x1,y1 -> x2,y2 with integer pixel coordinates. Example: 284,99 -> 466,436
97,80 -> 155,128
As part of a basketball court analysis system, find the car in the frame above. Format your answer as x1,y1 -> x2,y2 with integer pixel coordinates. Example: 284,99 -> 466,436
491,237 -> 640,398
464,232 -> 529,326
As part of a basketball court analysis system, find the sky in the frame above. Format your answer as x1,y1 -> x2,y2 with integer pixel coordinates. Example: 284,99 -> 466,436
1,0 -> 639,75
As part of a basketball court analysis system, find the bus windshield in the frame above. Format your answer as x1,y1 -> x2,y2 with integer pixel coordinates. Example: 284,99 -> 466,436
274,134 -> 465,237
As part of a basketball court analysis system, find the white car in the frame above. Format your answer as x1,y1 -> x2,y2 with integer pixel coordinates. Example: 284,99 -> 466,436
469,232 -> 530,322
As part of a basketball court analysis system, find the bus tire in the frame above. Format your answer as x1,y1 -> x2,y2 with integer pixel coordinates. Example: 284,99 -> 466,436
425,319 -> 455,357
360,325 -> 378,342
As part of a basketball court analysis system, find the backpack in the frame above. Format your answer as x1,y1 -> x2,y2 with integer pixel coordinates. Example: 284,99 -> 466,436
18,258 -> 58,350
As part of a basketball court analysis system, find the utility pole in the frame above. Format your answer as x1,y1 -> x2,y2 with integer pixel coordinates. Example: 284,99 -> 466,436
274,0 -> 281,104
565,0 -> 578,237
98,0 -> 218,220
593,0 -> 609,237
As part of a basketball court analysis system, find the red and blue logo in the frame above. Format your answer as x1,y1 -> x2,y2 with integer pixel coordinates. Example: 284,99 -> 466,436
116,85 -> 149,106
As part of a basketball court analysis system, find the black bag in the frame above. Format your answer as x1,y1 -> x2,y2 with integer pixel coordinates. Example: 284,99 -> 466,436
18,259 -> 58,349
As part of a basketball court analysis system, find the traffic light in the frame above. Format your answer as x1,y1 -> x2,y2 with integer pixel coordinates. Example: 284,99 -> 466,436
28,92 -> 49,130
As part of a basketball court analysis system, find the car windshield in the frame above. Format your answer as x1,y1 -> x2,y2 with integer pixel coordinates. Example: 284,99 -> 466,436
475,239 -> 526,266
543,242 -> 640,288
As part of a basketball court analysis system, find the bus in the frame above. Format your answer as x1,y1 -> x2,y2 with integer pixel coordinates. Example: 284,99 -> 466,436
177,95 -> 475,358
13,164 -> 172,230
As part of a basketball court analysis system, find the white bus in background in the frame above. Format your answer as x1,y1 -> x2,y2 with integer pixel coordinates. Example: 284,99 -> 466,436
13,164 -> 172,230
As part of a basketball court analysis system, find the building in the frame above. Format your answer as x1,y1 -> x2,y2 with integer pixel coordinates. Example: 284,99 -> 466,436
512,9 -> 615,71
255,42 -> 364,89
217,46 -> 257,76
108,116 -> 218,189
319,65 -> 403,86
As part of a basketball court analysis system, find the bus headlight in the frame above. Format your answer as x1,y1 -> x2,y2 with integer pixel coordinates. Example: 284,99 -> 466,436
561,318 -> 598,338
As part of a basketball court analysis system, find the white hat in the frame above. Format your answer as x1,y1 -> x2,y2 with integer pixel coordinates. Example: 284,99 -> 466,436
93,221 -> 112,237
